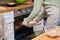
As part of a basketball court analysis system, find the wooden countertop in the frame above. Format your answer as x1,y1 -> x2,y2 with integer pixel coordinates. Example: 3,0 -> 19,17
0,2 -> 34,13
32,33 -> 60,40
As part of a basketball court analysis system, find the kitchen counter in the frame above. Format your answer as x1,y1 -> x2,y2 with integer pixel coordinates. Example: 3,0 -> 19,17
0,2 -> 34,13
32,33 -> 60,40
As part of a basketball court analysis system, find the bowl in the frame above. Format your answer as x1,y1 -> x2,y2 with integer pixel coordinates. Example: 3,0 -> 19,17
44,25 -> 60,37
6,2 -> 16,7
16,0 -> 26,4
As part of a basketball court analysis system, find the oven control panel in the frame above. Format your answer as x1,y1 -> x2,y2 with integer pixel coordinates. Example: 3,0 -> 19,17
14,7 -> 33,17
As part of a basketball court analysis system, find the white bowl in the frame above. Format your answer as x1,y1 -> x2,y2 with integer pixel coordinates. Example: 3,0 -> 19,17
44,25 -> 60,37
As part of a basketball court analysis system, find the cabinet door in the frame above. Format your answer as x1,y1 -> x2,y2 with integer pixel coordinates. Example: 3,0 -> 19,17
4,23 -> 14,40
0,11 -> 14,40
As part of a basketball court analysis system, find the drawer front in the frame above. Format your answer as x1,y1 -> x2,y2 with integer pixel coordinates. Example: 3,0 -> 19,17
4,23 -> 14,39
2,11 -> 14,23
4,33 -> 14,40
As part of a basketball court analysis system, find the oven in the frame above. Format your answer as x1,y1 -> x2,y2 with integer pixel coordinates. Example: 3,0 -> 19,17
14,7 -> 33,30
14,7 -> 36,40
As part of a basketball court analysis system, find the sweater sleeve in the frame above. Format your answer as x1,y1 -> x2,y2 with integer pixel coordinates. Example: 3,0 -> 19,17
26,0 -> 43,23
38,10 -> 47,21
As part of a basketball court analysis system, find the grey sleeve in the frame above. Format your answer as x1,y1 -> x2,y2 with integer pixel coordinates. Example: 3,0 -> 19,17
26,0 -> 43,23
38,10 -> 47,21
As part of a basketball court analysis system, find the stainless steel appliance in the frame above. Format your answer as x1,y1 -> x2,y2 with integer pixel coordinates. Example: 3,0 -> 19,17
14,7 -> 36,40
14,7 -> 33,17
14,7 -> 33,22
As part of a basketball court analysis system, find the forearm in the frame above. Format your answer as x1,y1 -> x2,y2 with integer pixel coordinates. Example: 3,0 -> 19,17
26,0 -> 43,23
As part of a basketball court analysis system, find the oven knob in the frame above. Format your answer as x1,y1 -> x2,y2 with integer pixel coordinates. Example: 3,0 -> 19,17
18,12 -> 21,14
22,10 -> 26,13
27,9 -> 31,12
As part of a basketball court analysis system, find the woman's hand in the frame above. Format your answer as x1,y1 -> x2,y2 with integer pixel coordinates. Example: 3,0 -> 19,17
22,17 -> 40,26
22,18 -> 29,26
34,17 -> 40,23
0,32 -> 2,36
29,21 -> 36,26
22,18 -> 36,26
29,17 -> 40,26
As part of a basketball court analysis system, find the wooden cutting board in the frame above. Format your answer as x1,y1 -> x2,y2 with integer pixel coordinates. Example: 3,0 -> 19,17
32,33 -> 60,40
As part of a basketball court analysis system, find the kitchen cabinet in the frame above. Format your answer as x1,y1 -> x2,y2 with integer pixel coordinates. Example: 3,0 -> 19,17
0,11 -> 14,40
0,2 -> 33,40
